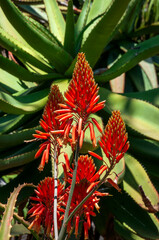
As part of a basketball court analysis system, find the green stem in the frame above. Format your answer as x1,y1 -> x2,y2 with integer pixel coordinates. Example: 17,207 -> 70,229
58,139 -> 80,240
54,146 -> 58,240
65,163 -> 114,225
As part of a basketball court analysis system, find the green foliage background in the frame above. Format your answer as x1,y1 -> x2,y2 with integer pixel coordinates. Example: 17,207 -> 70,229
0,0 -> 159,239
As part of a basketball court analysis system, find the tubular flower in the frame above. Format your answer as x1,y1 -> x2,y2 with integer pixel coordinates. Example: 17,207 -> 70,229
28,177 -> 66,237
66,180 -> 108,239
55,52 -> 105,149
64,155 -> 107,187
99,110 -> 129,166
33,85 -> 66,171
63,155 -> 108,239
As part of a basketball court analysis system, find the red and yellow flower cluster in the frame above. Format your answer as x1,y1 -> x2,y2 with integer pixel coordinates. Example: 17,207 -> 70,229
29,52 -> 129,239
28,156 -> 108,239
28,177 -> 66,237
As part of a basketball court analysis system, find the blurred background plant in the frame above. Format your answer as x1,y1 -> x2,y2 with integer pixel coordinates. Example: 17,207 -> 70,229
0,0 -> 159,239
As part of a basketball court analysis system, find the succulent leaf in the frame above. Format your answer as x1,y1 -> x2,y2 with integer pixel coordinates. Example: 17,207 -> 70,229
95,35 -> 159,82
0,126 -> 41,149
0,145 -> 38,171
81,0 -> 131,67
0,27 -> 52,73
64,0 -> 75,56
99,88 -> 159,141
0,159 -> 52,204
0,55 -> 64,82
114,220 -> 147,240
28,15 -> 62,47
139,58 -> 158,89
0,183 -> 30,240
82,0 -> 113,43
0,0 -> 73,72
124,153 -> 159,212
75,0 -> 91,42
0,89 -> 49,114
43,0 -> 65,44
129,137 -> 159,160
0,68 -> 27,94
123,88 -> 159,107
0,114 -> 30,135
95,190 -> 159,239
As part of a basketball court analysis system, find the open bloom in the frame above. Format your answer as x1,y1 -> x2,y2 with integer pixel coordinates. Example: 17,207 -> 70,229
64,155 -> 107,187
99,110 -> 129,166
28,177 -> 66,237
33,85 -> 66,171
63,155 -> 108,239
55,52 -> 105,149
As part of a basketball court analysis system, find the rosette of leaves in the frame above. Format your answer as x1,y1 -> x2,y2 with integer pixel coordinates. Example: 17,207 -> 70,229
0,0 -> 159,239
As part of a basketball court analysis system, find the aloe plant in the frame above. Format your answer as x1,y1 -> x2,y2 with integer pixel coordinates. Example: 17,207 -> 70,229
0,0 -> 159,239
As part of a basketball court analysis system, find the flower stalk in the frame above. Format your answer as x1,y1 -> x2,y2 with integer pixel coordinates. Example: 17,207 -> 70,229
64,162 -> 114,227
58,138 -> 80,240
50,134 -> 59,240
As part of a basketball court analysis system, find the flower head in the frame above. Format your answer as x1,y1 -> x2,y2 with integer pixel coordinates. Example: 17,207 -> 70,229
55,53 -> 105,149
33,85 -> 66,171
67,179 -> 100,239
63,155 -> 107,239
28,177 -> 66,237
99,110 -> 129,166
64,155 -> 107,187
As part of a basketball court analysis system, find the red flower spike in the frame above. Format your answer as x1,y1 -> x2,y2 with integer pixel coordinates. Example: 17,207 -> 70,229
56,52 -> 105,148
28,177 -> 66,237
64,155 -> 103,184
33,85 -> 66,170
99,110 -> 129,166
